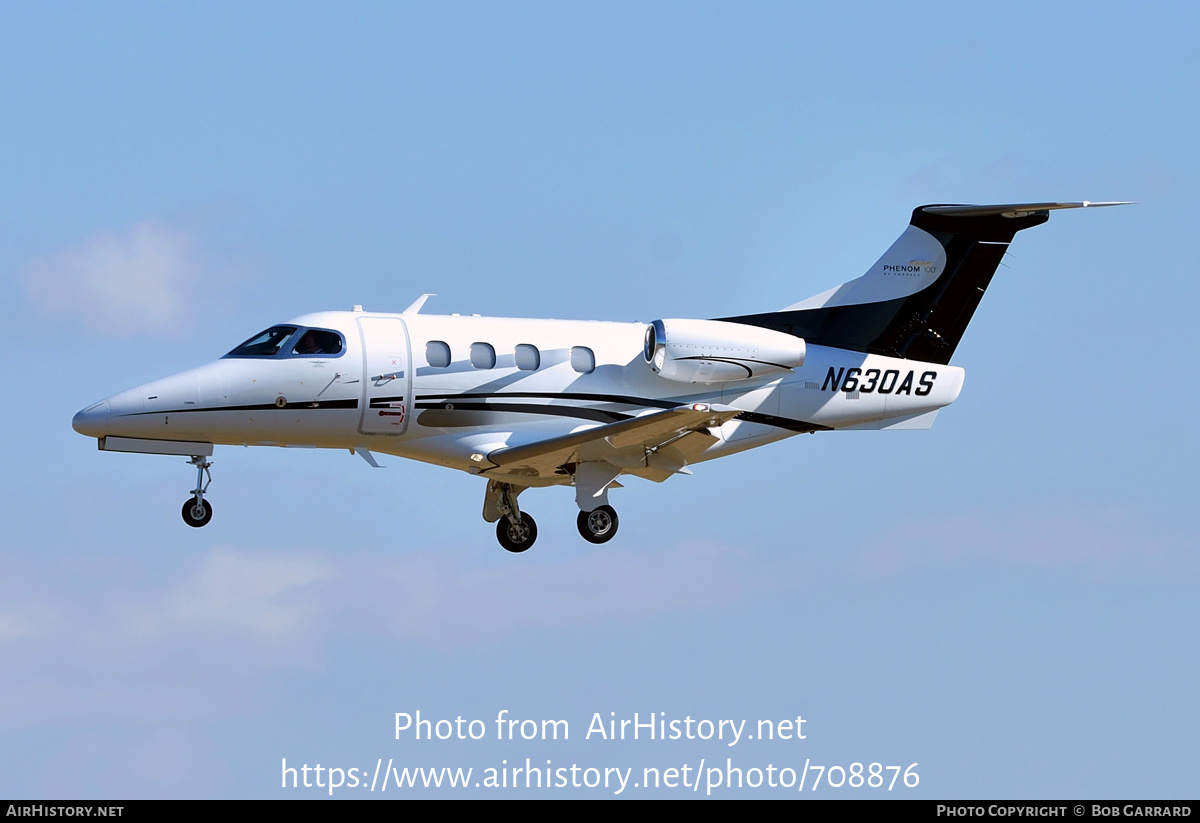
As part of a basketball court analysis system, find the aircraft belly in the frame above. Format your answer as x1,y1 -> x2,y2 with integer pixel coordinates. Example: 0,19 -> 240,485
720,380 -> 781,443
692,427 -> 796,461
368,429 -> 572,487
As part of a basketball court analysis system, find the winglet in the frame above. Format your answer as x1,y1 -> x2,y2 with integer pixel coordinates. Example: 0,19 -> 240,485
402,294 -> 436,315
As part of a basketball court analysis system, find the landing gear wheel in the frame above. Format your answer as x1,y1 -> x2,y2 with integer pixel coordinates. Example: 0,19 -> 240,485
577,505 -> 619,544
497,513 -> 538,552
182,498 -> 213,528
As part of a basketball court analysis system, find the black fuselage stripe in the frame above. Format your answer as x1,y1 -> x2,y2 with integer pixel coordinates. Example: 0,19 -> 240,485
415,391 -> 681,410
416,392 -> 826,432
736,411 -> 830,433
127,393 -> 825,432
415,402 -> 629,423
131,399 -> 360,415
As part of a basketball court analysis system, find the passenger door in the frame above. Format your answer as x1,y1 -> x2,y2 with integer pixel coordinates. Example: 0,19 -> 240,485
357,316 -> 412,435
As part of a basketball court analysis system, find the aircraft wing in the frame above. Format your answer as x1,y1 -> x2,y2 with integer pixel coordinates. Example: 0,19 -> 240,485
485,404 -> 742,482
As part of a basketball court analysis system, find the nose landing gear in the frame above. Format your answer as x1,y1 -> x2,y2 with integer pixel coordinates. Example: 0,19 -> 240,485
181,455 -> 213,528
182,497 -> 213,527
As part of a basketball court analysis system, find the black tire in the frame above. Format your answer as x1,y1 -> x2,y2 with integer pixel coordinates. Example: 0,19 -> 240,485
577,505 -> 619,544
496,513 -> 537,552
182,498 -> 213,528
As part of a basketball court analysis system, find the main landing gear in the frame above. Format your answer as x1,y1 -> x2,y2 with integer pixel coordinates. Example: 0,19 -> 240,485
496,514 -> 538,553
577,505 -> 619,544
482,480 -> 621,552
181,455 -> 214,528
484,480 -> 538,552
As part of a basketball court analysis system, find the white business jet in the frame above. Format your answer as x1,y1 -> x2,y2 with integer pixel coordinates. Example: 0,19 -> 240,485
72,202 -> 1126,551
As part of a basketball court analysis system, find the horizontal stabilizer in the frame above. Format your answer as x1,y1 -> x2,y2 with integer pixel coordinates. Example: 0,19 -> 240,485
922,201 -> 1133,218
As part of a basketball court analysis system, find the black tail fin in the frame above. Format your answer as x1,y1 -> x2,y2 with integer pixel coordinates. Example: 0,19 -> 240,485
717,202 -> 1126,365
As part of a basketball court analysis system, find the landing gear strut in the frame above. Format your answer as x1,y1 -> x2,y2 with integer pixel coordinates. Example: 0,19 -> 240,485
485,480 -> 538,552
577,505 -> 619,544
181,455 -> 213,528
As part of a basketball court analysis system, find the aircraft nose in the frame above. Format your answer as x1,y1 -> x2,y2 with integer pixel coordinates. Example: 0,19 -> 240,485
72,399 -> 110,437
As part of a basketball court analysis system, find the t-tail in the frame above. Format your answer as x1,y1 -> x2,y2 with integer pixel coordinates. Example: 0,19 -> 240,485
718,201 -> 1130,365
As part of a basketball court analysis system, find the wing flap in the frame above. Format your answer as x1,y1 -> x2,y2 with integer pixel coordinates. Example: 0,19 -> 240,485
486,404 -> 739,477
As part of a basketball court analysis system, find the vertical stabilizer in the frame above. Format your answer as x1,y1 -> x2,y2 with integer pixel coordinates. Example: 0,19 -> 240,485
718,202 -> 1128,364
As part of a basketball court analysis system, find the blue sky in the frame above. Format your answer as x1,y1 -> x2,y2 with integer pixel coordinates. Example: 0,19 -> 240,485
1,2 -> 1196,798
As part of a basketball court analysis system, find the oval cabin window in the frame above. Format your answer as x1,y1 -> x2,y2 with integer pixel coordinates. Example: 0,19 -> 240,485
470,342 -> 496,369
570,346 -> 595,374
514,344 -> 540,371
426,341 -> 451,368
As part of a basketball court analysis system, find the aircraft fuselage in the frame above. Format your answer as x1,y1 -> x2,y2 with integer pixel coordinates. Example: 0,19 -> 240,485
73,310 -> 963,488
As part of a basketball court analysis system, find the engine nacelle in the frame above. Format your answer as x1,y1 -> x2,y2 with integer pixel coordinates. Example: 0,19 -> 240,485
643,319 -> 805,384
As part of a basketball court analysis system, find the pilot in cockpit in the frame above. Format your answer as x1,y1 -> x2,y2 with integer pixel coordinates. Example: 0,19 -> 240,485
292,329 -> 343,356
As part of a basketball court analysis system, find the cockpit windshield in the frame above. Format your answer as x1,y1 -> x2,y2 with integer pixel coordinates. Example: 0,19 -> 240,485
225,326 -> 298,357
223,325 -> 346,359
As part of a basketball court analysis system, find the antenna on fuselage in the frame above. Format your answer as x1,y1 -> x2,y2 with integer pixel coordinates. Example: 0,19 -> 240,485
403,293 -> 436,315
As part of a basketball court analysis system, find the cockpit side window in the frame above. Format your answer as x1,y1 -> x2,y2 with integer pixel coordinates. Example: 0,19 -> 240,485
292,329 -> 344,356
226,326 -> 298,357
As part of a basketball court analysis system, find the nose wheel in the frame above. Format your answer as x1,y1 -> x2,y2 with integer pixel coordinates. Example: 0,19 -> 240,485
577,505 -> 619,544
182,498 -> 213,527
181,455 -> 214,528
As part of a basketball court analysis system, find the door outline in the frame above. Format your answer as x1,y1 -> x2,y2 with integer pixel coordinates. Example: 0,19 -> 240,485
357,316 -> 412,436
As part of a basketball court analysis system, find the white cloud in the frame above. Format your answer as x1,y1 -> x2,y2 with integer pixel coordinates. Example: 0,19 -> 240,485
127,548 -> 334,641
0,547 -> 334,728
21,220 -> 197,335
852,502 -> 1198,579
0,548 -> 334,664
343,539 -> 750,649
0,612 -> 32,640
0,539 -> 751,726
